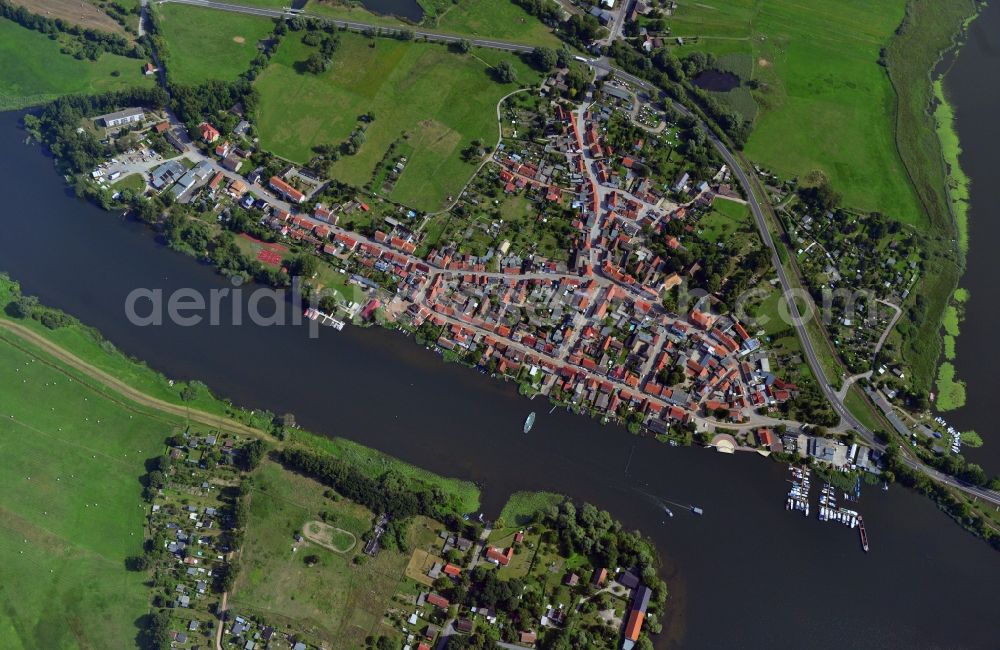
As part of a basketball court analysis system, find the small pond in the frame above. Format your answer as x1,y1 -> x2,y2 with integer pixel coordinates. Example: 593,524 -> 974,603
692,69 -> 741,92
357,0 -> 424,22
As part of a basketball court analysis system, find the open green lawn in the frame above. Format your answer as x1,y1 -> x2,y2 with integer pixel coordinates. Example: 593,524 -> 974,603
254,31 -> 541,211
155,4 -> 275,85
233,459 -> 421,647
0,332 -> 178,649
699,198 -> 749,243
0,18 -> 153,110
669,0 -> 923,224
432,0 -> 560,47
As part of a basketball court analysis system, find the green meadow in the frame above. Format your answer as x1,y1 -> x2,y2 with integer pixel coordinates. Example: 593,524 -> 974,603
668,0 -> 923,224
254,31 -> 541,211
430,0 -> 560,47
232,459 -> 433,647
0,18 -> 153,110
698,198 -> 750,243
155,4 -> 275,85
0,332 -> 178,649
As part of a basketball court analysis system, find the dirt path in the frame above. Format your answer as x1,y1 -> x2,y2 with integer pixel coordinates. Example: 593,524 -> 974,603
0,319 -> 264,439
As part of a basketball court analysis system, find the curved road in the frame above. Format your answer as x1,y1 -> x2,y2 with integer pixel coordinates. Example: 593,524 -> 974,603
153,0 -> 1000,506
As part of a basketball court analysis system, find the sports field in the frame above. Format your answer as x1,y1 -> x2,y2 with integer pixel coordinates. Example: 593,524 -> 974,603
0,18 -> 153,110
254,31 -> 542,211
668,0 -> 922,224
155,4 -> 275,85
0,332 -> 178,649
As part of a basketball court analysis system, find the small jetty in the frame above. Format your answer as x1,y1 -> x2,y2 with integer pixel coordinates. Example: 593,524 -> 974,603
304,307 -> 345,330
786,466 -> 810,516
523,412 -> 536,433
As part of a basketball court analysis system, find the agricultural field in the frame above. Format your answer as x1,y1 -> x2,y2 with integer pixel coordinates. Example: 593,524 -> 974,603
0,331 -> 179,649
0,18 -> 153,110
155,4 -> 275,85
254,31 -> 542,211
232,459 -> 437,647
14,0 -> 125,33
668,0 -> 923,225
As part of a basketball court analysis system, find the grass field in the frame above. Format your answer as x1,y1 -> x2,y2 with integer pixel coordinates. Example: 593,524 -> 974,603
699,198 -> 750,243
233,459 -> 432,647
155,4 -> 275,85
254,31 -> 541,211
431,0 -> 560,47
0,331 -> 180,649
0,18 -> 152,110
669,0 -> 922,224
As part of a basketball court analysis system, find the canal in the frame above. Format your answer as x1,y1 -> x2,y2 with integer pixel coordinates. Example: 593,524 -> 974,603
0,110 -> 998,647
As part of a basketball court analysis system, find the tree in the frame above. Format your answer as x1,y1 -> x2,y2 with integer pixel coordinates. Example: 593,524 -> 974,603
797,180 -> 841,213
302,51 -> 330,74
494,60 -> 517,84
456,38 -> 471,53
9,294 -> 38,319
125,554 -> 151,571
532,46 -> 558,71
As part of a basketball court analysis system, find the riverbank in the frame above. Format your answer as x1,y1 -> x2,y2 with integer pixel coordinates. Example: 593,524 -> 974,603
0,291 -> 670,649
0,273 -> 482,513
882,0 -> 978,397
5,75 -> 1000,649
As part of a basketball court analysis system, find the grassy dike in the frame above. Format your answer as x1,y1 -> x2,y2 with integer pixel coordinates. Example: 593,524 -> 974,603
0,274 -> 481,512
882,0 -> 978,398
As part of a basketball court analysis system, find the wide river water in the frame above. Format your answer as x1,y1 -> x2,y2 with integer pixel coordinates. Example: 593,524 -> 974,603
1,72 -> 999,650
940,0 -> 1000,475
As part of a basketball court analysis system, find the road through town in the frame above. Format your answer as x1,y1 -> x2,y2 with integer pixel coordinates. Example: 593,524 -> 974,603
152,0 -> 1000,506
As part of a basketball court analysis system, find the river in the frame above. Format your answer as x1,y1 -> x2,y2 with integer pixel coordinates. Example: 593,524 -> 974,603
940,1 -> 1000,475
1,111 -> 998,647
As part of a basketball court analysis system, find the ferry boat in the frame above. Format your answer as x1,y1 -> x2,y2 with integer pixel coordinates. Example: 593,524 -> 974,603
858,517 -> 870,552
523,412 -> 536,433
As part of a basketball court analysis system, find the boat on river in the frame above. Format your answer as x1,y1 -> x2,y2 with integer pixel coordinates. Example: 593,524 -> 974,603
523,412 -> 536,433
859,517 -> 870,553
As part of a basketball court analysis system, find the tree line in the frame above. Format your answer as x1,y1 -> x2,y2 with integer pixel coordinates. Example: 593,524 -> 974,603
276,446 -> 459,520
